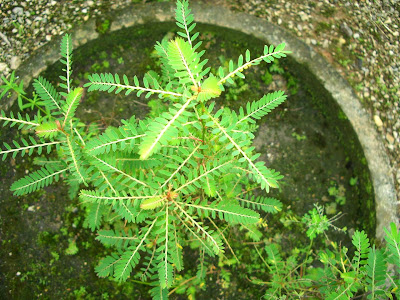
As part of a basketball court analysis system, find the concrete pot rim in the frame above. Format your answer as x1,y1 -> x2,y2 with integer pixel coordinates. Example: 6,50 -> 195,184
3,1 -> 397,241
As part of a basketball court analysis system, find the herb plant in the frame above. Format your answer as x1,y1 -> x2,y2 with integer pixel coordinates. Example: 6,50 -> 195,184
1,1 -> 398,299
1,0 -> 288,297
251,207 -> 400,299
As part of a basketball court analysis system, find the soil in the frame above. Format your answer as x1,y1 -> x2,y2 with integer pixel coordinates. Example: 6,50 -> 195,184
0,22 -> 374,299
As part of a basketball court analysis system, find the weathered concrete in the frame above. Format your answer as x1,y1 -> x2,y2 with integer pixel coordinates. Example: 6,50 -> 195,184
2,2 -> 396,241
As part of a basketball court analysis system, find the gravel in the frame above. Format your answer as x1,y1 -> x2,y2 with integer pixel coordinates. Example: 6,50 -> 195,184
0,0 -> 399,200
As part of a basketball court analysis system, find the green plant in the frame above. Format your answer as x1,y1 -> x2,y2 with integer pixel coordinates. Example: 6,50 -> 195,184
96,19 -> 111,34
12,21 -> 25,36
65,239 -> 79,255
328,180 -> 346,205
249,206 -> 400,299
2,1 -> 398,299
1,0 -> 289,297
292,131 -> 306,141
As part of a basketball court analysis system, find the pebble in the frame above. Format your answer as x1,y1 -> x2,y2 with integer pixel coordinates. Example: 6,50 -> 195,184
0,62 -> 7,73
340,22 -> 353,38
10,56 -> 21,70
298,11 -> 309,22
374,115 -> 383,127
386,133 -> 395,144
12,7 -> 24,16
355,57 -> 363,69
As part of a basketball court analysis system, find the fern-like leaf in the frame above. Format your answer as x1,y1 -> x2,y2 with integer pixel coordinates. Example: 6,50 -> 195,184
1,137 -> 62,161
265,244 -> 283,271
171,223 -> 184,271
158,261 -> 174,289
59,33 -> 73,94
84,72 -> 182,98
0,110 -> 39,129
241,224 -> 262,242
174,201 -> 223,255
79,189 -> 154,204
33,76 -> 64,113
365,246 -> 387,299
384,222 -> 400,268
175,159 -> 233,195
238,91 -> 287,124
175,0 -> 199,46
197,75 -> 222,102
85,126 -> 144,156
326,283 -> 357,300
149,286 -> 168,300
167,38 -> 205,87
156,206 -> 175,289
114,217 -> 158,281
218,43 -> 289,85
236,195 -> 282,213
205,109 -> 283,191
86,201 -> 106,231
62,136 -> 88,184
138,96 -> 195,159
95,253 -> 121,278
36,121 -> 60,139
352,230 -> 370,272
10,165 -> 68,196
62,87 -> 83,127
89,155 -> 148,187
140,196 -> 167,210
96,229 -> 138,249
181,201 -> 260,224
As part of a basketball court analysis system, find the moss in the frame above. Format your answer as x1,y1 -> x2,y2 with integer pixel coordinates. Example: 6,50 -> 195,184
96,19 -> 111,34
320,5 -> 336,18
315,22 -> 331,34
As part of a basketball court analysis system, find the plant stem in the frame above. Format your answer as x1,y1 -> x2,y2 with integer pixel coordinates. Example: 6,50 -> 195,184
168,270 -> 217,296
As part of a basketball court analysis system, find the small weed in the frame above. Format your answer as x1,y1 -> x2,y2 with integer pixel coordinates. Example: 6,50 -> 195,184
320,6 -> 336,18
96,19 -> 111,34
287,76 -> 298,95
12,21 -> 25,36
349,177 -> 358,186
292,132 -> 306,141
65,239 -> 78,255
261,70 -> 272,85
50,251 -> 59,261
338,59 -> 352,67
328,181 -> 346,205
315,22 -> 331,34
